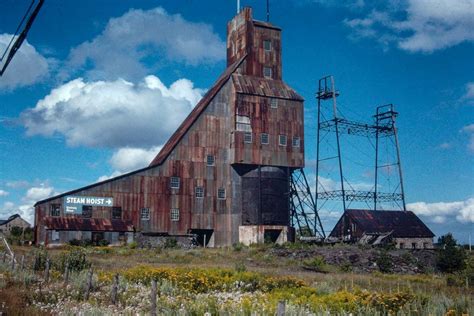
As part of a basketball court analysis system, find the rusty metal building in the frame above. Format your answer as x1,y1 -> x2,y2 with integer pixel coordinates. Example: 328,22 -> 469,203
329,209 -> 435,249
34,8 -> 308,247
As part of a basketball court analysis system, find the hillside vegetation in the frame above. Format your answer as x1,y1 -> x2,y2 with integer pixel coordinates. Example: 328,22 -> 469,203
0,243 -> 472,315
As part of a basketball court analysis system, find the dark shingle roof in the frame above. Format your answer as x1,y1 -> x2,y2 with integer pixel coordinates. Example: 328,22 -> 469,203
0,214 -> 20,226
333,209 -> 434,238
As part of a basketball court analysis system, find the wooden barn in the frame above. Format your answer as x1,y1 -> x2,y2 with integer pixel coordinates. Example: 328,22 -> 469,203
329,209 -> 435,249
34,7 -> 306,247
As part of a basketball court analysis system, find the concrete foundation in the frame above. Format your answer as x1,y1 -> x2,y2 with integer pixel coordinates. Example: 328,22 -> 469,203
238,225 -> 293,245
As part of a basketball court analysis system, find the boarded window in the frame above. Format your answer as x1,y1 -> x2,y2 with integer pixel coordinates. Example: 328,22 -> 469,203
112,207 -> 122,220
141,208 -> 150,220
236,115 -> 251,132
170,208 -> 180,221
206,155 -> 215,166
279,135 -> 287,146
82,205 -> 92,218
195,186 -> 204,198
170,176 -> 180,189
263,67 -> 272,78
292,136 -> 300,147
50,204 -> 60,217
261,133 -> 269,145
263,40 -> 272,51
244,132 -> 252,143
270,98 -> 278,108
52,230 -> 59,241
217,188 -> 226,200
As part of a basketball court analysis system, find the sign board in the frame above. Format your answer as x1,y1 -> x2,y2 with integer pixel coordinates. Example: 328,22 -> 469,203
64,196 -> 114,214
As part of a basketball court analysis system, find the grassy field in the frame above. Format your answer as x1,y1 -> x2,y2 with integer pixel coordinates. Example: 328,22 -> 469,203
0,243 -> 472,315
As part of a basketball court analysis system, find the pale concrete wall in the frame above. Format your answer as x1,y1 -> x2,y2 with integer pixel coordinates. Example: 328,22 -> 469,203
395,237 -> 433,249
238,225 -> 289,245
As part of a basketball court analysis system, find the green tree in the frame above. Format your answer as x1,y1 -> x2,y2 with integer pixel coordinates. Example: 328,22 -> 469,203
437,233 -> 467,273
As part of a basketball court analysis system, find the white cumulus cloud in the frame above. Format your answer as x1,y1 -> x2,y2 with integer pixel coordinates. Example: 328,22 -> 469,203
408,197 -> 474,224
0,34 -> 50,90
0,189 -> 8,197
345,0 -> 474,53
65,7 -> 225,80
461,82 -> 474,105
110,146 -> 162,173
21,75 -> 204,148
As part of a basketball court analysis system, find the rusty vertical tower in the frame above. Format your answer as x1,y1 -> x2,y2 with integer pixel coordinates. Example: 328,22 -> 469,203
315,76 -> 406,218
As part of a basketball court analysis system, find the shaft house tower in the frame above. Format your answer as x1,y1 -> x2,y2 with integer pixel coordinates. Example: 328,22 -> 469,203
34,8 -> 318,247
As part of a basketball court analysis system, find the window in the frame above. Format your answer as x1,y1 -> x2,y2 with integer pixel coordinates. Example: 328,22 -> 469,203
279,135 -> 287,146
270,98 -> 278,108
170,176 -> 180,189
244,132 -> 252,143
261,133 -> 269,145
399,243 -> 405,249
263,67 -> 272,78
170,208 -> 180,221
82,205 -> 92,218
412,242 -> 417,249
423,242 -> 429,249
141,208 -> 150,220
263,40 -> 272,51
217,188 -> 226,200
206,155 -> 215,166
195,186 -> 204,198
52,230 -> 59,241
112,207 -> 122,220
292,136 -> 301,147
50,204 -> 60,217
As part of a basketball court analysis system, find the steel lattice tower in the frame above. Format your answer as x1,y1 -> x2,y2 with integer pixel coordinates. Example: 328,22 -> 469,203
315,76 -> 406,217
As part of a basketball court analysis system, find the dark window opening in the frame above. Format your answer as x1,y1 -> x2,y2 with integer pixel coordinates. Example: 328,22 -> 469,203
261,133 -> 269,145
171,208 -> 180,221
50,204 -> 61,217
264,229 -> 282,243
217,188 -> 226,200
263,66 -> 272,78
263,40 -> 272,51
195,186 -> 204,198
170,176 -> 180,189
141,208 -> 150,220
82,205 -> 92,218
206,155 -> 215,166
112,207 -> 122,220
244,132 -> 252,143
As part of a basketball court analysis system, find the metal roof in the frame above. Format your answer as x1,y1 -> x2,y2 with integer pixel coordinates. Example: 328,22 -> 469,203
0,214 -> 21,226
43,217 -> 134,232
232,74 -> 304,101
332,209 -> 435,238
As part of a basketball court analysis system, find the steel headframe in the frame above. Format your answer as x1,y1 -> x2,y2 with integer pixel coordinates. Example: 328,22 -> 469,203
315,76 -> 406,215
289,168 -> 325,239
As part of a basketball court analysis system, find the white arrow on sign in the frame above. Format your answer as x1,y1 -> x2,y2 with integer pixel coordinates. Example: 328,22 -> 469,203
106,198 -> 112,205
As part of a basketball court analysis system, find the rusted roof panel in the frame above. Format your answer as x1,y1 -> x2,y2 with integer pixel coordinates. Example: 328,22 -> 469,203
43,217 -> 134,232
344,209 -> 434,238
232,74 -> 304,101
253,20 -> 281,31
149,55 -> 247,167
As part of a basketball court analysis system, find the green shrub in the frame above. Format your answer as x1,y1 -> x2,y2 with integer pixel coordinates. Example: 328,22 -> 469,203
232,242 -> 244,252
97,239 -> 110,246
234,262 -> 247,272
33,248 -> 48,271
437,233 -> 467,273
302,256 -> 329,273
128,241 -> 138,249
55,248 -> 91,272
164,238 -> 178,249
375,250 -> 393,273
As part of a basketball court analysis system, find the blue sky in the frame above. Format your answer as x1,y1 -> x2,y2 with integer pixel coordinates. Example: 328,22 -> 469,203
0,0 -> 472,242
